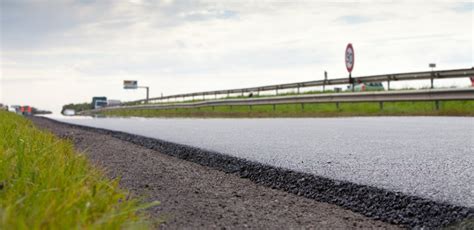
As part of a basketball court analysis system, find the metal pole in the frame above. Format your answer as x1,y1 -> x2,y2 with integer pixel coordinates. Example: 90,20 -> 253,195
430,69 -> 435,89
350,73 -> 354,92
145,87 -> 149,103
387,80 -> 391,91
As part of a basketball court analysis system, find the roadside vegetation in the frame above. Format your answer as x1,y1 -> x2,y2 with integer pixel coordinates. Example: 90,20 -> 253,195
0,111 -> 158,229
101,100 -> 474,118
62,102 -> 92,113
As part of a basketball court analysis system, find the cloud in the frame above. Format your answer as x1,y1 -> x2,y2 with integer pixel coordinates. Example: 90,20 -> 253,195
337,15 -> 373,24
178,9 -> 238,21
1,1 -> 472,112
451,2 -> 473,13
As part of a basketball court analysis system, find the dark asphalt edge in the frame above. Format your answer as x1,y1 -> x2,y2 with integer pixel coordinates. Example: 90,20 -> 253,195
36,116 -> 473,229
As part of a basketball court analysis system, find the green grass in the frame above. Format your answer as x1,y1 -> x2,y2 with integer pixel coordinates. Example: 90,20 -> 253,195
0,111 -> 159,229
101,101 -> 474,118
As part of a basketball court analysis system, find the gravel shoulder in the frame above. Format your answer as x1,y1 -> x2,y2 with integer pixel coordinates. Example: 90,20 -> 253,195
30,116 -> 400,229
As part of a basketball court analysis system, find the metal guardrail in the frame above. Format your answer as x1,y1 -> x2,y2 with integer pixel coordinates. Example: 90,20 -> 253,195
90,88 -> 474,113
126,68 -> 474,104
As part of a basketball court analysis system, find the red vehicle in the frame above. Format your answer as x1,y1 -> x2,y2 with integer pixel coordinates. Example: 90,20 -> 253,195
20,106 -> 32,115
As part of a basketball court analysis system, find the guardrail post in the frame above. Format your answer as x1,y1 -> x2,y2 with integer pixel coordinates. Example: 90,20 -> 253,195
336,102 -> 340,110
212,106 -> 215,111
257,89 -> 260,96
379,101 -> 384,110
301,103 -> 304,111
249,105 -> 252,111
297,86 -> 300,94
215,93 -> 217,99
203,94 -> 205,100
230,105 -> 233,111
241,91 -> 244,97
323,71 -> 328,92
273,104 -> 276,111
387,80 -> 391,91
276,88 -> 279,95
435,100 -> 440,110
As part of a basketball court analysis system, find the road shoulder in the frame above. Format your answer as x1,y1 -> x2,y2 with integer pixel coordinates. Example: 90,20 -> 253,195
30,117 -> 400,229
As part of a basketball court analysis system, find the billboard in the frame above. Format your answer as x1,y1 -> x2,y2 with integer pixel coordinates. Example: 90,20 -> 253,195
123,80 -> 138,89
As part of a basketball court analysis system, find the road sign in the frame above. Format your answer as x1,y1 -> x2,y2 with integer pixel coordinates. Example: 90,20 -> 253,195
124,80 -> 138,89
345,43 -> 354,73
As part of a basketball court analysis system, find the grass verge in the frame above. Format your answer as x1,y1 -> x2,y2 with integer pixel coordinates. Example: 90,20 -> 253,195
0,111 -> 158,229
101,101 -> 474,118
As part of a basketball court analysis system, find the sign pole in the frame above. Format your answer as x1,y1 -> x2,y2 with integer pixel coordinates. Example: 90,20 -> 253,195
145,87 -> 149,103
350,72 -> 353,92
137,86 -> 150,104
123,80 -> 150,104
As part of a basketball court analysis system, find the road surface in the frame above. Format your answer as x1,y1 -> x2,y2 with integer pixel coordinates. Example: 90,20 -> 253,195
50,116 -> 474,208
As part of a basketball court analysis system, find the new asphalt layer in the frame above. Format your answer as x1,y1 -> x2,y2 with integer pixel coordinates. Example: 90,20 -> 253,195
47,115 -> 474,227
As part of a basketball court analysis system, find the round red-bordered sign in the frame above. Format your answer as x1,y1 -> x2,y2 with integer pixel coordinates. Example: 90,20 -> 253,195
345,43 -> 354,73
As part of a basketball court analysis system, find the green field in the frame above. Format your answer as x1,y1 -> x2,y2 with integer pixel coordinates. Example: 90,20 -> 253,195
101,101 -> 474,118
0,111 -> 158,229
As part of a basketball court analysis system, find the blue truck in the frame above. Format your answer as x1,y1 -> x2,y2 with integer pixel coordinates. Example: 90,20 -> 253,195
92,97 -> 107,109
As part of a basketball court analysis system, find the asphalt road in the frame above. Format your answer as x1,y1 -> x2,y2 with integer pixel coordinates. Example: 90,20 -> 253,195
50,116 -> 474,208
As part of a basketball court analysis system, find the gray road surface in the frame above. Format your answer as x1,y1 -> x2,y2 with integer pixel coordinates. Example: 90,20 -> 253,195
50,116 -> 474,208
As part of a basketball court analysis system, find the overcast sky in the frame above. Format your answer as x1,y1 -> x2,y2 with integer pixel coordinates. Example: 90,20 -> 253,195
1,0 -> 473,113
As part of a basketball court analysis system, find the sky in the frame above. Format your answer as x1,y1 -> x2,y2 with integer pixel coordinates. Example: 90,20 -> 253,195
1,0 -> 473,113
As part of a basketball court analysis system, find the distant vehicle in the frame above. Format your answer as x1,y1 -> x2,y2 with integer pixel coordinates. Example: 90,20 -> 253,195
347,82 -> 384,92
10,105 -> 21,114
107,99 -> 121,107
470,77 -> 474,87
8,107 -> 17,113
92,96 -> 107,109
94,100 -> 107,109
63,109 -> 76,116
21,106 -> 32,116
